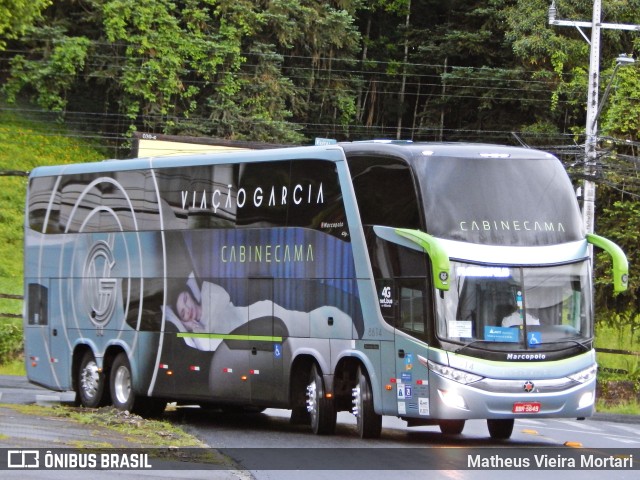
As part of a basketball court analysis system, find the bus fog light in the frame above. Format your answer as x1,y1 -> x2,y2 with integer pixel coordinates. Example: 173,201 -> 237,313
578,392 -> 594,409
438,389 -> 468,410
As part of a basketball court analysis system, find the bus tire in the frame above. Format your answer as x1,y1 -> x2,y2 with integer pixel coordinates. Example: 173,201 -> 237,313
487,419 -> 514,439
353,367 -> 382,439
439,419 -> 465,435
110,353 -> 135,412
77,350 -> 106,408
306,363 -> 336,435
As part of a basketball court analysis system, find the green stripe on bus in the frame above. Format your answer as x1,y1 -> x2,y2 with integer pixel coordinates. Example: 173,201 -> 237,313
177,333 -> 283,342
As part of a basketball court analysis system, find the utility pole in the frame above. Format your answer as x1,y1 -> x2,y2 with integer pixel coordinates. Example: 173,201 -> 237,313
548,1 -> 639,246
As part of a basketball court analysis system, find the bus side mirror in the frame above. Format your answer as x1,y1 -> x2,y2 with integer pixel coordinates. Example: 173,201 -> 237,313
395,228 -> 450,291
587,233 -> 629,293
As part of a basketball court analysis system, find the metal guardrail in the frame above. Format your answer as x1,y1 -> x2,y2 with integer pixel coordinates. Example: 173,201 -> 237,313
0,293 -> 23,300
597,347 -> 640,357
0,293 -> 22,318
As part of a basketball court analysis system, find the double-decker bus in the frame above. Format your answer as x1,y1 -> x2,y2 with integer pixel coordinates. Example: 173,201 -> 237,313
24,141 -> 628,439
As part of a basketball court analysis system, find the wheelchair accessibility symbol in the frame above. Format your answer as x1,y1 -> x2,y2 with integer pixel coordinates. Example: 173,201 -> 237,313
274,344 -> 282,358
527,332 -> 542,346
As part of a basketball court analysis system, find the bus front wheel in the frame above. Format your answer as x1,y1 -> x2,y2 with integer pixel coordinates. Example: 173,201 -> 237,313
77,350 -> 106,408
487,419 -> 514,439
352,367 -> 382,439
306,363 -> 336,435
439,419 -> 465,435
110,353 -> 135,412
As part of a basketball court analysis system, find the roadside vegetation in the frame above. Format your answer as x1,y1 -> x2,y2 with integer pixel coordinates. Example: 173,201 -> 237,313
0,403 -> 235,466
2,403 -> 208,447
0,109 -> 104,374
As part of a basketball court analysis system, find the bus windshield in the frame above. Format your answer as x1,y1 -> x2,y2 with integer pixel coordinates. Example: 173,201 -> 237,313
436,261 -> 592,352
416,155 -> 584,246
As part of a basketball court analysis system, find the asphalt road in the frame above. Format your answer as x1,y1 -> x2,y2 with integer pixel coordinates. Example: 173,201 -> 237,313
0,375 -> 248,479
1,375 -> 639,480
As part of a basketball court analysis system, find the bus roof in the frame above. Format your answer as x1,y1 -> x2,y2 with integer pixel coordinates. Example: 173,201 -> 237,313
28,141 -> 554,179
338,141 -> 556,161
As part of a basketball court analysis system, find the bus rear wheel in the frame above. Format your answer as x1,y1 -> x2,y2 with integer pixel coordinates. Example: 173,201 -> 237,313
110,353 -> 135,412
77,351 -> 106,408
487,419 -> 514,439
352,367 -> 382,439
306,363 -> 336,435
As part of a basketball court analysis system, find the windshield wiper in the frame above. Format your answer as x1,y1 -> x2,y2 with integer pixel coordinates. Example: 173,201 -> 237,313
526,339 -> 591,352
454,339 -> 494,354
454,338 -> 590,355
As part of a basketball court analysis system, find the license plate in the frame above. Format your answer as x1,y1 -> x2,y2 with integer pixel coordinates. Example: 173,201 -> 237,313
513,402 -> 541,413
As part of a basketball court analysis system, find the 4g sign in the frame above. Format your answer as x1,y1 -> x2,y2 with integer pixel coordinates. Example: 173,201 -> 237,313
379,285 -> 394,309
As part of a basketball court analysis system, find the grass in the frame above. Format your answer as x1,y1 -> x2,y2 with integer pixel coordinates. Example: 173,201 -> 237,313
0,107 -> 105,288
0,107 -> 104,374
595,323 -> 640,375
596,399 -> 640,415
0,355 -> 25,375
0,403 -> 231,465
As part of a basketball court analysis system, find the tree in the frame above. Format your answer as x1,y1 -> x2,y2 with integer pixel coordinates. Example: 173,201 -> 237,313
0,0 -> 51,50
2,0 -> 363,144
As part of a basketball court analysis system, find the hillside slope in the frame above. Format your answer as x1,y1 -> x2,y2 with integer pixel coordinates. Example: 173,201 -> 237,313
0,110 -> 105,297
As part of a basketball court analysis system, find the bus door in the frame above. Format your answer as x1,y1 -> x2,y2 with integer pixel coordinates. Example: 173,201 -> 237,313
247,278 -> 284,404
43,279 -> 72,390
25,281 -> 57,388
208,278 -> 250,402
389,279 -> 432,418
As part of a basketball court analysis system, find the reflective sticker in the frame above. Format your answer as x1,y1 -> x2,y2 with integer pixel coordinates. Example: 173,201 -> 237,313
189,366 -> 200,371
159,364 -> 169,369
250,369 -> 260,375
397,384 -> 412,399
404,353 -> 413,371
404,385 -> 413,399
419,398 -> 430,416
222,368 -> 233,373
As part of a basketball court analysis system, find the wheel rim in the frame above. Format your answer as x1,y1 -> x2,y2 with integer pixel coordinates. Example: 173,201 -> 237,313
306,375 -> 318,423
113,365 -> 131,405
352,383 -> 362,418
80,360 -> 100,400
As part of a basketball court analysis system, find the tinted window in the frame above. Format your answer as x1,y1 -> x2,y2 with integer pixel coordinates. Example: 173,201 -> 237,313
28,171 -> 158,233
417,156 -> 583,245
347,155 -> 421,229
157,159 -> 347,238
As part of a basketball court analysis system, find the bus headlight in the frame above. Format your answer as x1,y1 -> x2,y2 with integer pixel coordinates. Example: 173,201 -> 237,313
567,364 -> 598,384
427,360 -> 483,385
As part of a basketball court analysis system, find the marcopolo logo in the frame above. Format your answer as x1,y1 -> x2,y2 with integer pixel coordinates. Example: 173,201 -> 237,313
83,240 -> 118,330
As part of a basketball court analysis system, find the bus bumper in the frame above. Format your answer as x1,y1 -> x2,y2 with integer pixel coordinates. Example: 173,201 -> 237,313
425,374 -> 596,420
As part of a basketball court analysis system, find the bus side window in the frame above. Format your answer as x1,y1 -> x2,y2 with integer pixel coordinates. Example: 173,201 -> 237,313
28,283 -> 48,326
399,283 -> 425,335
